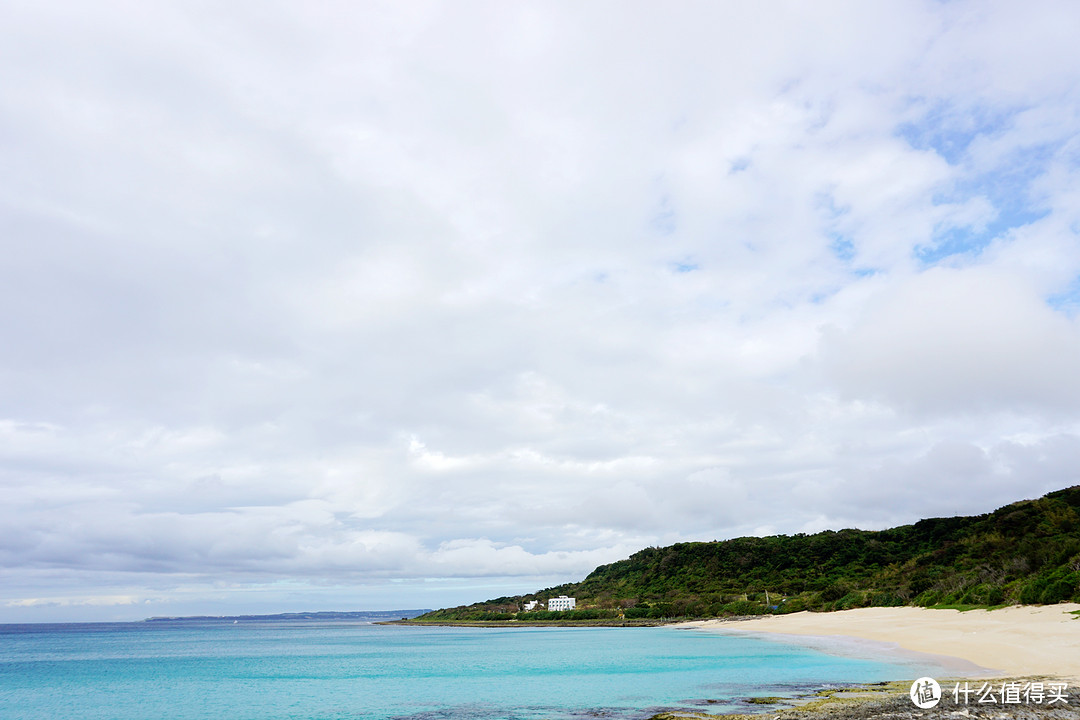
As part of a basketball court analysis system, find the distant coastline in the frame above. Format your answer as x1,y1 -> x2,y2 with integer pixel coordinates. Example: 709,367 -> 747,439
388,617 -> 674,627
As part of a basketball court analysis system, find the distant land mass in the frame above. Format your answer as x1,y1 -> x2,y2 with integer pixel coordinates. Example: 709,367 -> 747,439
415,485 -> 1080,623
145,610 -> 430,623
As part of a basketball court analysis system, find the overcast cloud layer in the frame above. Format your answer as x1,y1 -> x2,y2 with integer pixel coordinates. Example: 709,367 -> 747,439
2,0 -> 1080,621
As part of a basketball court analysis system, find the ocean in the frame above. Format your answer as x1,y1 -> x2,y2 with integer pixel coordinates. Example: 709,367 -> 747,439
0,618 -> 937,720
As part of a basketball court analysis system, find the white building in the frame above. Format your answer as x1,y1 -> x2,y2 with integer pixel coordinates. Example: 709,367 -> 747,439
547,596 -> 576,611
523,600 -> 540,611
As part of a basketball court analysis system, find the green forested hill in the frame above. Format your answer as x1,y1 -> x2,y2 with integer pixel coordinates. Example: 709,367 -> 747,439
416,486 -> 1080,622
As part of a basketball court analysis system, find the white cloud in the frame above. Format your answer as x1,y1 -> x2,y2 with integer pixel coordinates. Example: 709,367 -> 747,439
1,0 -> 1080,619
5,594 -> 144,608
818,267 -> 1080,414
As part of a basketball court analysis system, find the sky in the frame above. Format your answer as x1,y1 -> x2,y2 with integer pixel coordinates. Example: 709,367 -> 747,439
2,1 -> 1080,622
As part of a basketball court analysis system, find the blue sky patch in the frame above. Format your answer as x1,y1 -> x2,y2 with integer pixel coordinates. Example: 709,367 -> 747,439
896,101 -> 1019,166
1048,276 -> 1080,315
828,235 -> 878,279
916,205 -> 1050,265
830,234 -> 856,262
898,99 -> 1065,266
913,137 -> 1057,264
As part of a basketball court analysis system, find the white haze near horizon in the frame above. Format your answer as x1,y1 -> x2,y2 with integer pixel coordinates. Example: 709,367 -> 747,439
1,0 -> 1079,622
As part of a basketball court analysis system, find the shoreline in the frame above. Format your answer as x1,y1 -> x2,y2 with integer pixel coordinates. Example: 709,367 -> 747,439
384,618 -> 671,627
700,626 -> 993,678
677,604 -> 1080,684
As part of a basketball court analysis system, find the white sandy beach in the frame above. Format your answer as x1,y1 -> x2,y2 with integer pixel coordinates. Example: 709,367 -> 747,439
683,604 -> 1080,683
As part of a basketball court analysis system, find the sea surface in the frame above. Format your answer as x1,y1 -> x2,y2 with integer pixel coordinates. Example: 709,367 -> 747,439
0,618 -> 939,720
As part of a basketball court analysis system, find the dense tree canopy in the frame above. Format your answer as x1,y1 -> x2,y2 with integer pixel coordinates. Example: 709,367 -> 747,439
416,486 -> 1080,622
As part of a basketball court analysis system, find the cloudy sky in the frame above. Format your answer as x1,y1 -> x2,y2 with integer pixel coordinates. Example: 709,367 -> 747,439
2,1 -> 1080,622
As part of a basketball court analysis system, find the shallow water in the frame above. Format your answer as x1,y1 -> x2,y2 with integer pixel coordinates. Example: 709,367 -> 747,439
0,620 -> 938,719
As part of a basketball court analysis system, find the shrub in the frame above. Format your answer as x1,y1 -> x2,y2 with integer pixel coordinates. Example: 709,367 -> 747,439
1018,579 -> 1047,605
721,600 -> 766,616
776,596 -> 808,614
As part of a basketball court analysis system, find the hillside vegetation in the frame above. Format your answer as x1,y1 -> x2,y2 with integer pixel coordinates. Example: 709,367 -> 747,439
415,486 -> 1080,622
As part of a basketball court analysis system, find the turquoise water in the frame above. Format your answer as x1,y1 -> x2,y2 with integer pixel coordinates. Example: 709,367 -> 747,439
0,620 -> 927,719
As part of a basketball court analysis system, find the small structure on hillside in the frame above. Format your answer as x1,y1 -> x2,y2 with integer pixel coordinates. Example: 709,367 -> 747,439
547,596 -> 576,611
523,600 -> 540,611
